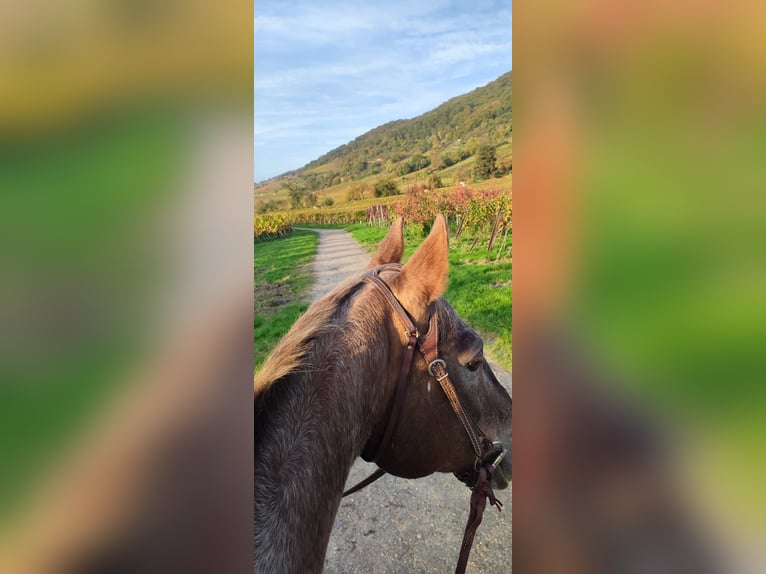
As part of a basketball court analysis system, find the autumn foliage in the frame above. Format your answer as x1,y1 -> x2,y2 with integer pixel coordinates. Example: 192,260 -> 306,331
254,213 -> 292,239
392,184 -> 511,235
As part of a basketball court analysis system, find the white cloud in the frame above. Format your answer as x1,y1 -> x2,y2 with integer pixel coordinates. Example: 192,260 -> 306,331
254,60 -> 391,92
253,16 -> 288,33
427,40 -> 512,66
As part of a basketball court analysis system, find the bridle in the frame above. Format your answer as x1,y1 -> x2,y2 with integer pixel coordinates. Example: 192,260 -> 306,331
342,264 -> 508,574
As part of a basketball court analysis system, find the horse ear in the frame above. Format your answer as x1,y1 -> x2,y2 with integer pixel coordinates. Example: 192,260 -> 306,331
392,213 -> 449,315
367,217 -> 405,269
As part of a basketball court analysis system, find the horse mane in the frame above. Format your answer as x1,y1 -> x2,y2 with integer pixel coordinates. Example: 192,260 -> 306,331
253,277 -> 365,398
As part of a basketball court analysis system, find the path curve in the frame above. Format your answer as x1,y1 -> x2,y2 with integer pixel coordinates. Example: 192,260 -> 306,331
301,228 -> 512,574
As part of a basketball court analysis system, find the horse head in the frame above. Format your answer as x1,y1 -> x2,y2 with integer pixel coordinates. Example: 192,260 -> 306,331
361,215 -> 512,491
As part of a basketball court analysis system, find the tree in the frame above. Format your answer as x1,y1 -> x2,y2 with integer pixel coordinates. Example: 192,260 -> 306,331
426,173 -> 443,190
466,136 -> 481,155
472,145 -> 497,181
496,157 -> 512,176
396,153 -> 431,176
373,176 -> 399,198
455,166 -> 471,185
304,191 -> 318,208
443,146 -> 470,167
283,180 -> 318,209
346,182 -> 369,202
255,199 -> 283,213
288,187 -> 304,209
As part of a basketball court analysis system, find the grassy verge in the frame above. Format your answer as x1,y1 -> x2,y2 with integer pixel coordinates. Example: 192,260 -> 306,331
254,229 -> 318,369
292,223 -> 348,229
346,223 -> 512,371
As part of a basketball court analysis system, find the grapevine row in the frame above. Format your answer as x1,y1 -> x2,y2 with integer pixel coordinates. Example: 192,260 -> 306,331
254,214 -> 292,239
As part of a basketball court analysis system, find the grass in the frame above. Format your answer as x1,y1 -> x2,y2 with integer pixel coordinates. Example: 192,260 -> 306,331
254,229 -> 318,369
346,223 -> 512,370
292,223 -> 347,229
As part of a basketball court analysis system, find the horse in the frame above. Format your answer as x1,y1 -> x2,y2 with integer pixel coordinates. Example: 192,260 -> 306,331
254,215 -> 512,573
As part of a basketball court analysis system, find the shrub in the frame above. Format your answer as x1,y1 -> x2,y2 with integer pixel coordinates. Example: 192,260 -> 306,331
426,173 -> 443,190
373,176 -> 399,198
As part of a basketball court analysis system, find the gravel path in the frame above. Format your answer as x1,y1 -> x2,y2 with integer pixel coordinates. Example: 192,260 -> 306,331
302,228 -> 512,574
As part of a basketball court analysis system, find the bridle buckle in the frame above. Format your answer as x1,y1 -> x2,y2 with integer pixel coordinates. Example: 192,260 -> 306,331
427,358 -> 447,377
487,441 -> 507,470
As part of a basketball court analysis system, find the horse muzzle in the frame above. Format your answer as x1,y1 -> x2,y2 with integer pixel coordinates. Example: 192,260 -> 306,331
455,441 -> 511,490
493,453 -> 512,490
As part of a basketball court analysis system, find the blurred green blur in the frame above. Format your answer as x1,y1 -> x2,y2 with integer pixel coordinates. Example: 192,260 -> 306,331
565,8 -> 766,530
0,4 -> 253,568
0,110 -> 185,521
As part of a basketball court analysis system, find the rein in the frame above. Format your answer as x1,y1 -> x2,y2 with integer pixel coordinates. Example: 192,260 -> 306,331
342,264 -> 506,574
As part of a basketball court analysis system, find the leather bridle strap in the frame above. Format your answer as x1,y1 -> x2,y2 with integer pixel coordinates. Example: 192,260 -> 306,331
341,467 -> 387,497
417,312 -> 490,461
454,464 -> 502,574
364,265 -> 491,463
362,266 -> 420,463
345,265 -> 489,493
363,266 -> 420,345
343,267 -> 418,498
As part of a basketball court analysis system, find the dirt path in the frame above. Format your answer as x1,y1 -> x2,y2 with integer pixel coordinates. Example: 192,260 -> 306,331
302,228 -> 512,574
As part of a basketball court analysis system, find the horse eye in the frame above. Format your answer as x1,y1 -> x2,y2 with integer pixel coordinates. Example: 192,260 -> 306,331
466,358 -> 483,372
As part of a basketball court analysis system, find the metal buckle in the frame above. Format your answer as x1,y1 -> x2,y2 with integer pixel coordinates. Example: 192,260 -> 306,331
405,329 -> 419,349
488,441 -> 507,470
427,358 -> 447,377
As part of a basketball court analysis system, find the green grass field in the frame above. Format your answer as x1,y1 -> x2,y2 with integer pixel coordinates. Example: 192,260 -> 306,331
254,229 -> 318,369
346,223 -> 512,370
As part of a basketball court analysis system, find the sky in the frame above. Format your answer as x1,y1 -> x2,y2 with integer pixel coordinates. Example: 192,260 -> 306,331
254,0 -> 512,183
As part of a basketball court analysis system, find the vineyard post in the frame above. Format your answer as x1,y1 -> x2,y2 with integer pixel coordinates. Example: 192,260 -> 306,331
455,216 -> 465,240
496,226 -> 510,262
487,205 -> 503,251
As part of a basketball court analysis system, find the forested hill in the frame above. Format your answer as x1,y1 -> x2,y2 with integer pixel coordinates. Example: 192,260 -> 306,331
260,71 -> 511,190
306,70 -> 511,172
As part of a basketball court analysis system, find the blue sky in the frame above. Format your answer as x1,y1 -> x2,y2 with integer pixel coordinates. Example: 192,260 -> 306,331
254,0 -> 512,182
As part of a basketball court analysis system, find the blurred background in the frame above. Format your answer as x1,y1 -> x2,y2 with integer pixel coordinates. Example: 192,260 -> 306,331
0,0 -> 253,572
515,0 -> 766,571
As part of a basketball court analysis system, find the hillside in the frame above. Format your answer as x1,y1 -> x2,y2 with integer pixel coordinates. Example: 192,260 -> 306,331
255,71 -> 511,211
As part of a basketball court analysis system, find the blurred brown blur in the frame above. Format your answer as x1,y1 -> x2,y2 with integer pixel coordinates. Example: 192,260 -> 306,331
0,1 -> 253,572
515,0 -> 766,572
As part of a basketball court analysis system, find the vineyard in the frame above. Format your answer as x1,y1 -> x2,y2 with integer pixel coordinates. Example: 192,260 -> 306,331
254,213 -> 292,239
392,185 -> 511,253
253,184 -> 511,247
254,196 -> 398,235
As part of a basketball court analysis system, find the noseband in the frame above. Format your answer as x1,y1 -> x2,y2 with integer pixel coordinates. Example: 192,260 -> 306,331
343,264 -> 506,574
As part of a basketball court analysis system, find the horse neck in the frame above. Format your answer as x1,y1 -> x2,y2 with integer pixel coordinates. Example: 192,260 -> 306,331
254,322 -> 399,573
